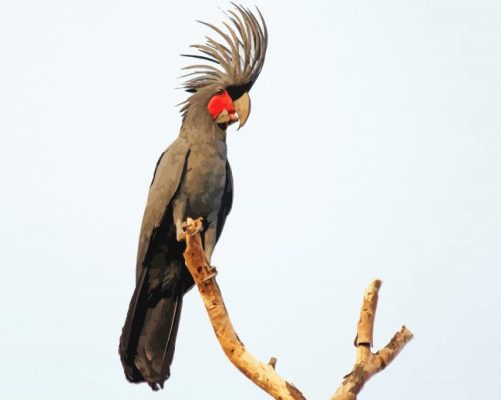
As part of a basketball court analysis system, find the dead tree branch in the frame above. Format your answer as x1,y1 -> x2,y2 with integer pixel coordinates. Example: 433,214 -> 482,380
331,280 -> 414,400
183,218 -> 305,400
182,219 -> 413,399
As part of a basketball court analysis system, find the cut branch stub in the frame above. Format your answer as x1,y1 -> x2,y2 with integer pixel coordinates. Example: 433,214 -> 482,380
356,279 -> 381,347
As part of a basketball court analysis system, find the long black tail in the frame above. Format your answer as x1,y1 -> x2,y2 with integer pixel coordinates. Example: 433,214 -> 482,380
119,266 -> 184,390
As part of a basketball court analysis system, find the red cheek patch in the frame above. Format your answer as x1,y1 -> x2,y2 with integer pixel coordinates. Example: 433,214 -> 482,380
208,90 -> 235,120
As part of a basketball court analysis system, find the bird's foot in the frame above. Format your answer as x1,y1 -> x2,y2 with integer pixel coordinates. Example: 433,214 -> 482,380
177,217 -> 203,241
202,265 -> 218,282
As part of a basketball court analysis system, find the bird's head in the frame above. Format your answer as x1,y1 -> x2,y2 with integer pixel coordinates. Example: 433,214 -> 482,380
179,5 -> 268,131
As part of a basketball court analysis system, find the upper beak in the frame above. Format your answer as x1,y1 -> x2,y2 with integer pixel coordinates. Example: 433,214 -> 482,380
233,92 -> 251,130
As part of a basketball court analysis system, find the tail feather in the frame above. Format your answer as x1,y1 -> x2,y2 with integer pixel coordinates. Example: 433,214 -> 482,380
135,296 -> 183,389
119,267 -> 184,389
119,267 -> 149,383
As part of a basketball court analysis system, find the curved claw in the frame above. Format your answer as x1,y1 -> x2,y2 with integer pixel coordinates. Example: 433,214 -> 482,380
202,266 -> 218,282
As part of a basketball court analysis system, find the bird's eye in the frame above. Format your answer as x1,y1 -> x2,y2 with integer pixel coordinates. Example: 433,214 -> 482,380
216,88 -> 225,95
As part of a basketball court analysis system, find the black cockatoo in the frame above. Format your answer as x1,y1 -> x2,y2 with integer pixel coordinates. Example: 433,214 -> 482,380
119,5 -> 268,390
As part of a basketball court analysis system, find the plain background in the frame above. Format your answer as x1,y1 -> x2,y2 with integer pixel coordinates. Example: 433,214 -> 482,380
1,1 -> 500,398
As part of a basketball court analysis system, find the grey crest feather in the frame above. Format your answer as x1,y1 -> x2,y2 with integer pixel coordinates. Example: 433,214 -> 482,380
180,4 -> 268,95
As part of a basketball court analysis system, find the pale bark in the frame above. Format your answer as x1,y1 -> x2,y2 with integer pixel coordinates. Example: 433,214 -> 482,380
331,280 -> 414,400
182,219 -> 413,399
183,218 -> 305,400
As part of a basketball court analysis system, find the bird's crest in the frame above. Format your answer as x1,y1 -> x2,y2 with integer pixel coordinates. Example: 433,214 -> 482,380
179,3 -> 267,113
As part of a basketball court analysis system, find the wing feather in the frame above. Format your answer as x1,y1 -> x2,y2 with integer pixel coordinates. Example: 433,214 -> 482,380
135,138 -> 190,279
216,161 -> 234,242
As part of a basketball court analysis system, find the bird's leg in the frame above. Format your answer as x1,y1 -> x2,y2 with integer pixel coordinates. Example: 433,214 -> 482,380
172,197 -> 189,242
203,225 -> 216,264
201,224 -> 218,281
175,217 -> 186,242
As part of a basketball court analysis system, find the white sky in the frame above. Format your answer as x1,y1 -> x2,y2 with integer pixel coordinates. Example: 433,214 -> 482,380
1,1 -> 500,399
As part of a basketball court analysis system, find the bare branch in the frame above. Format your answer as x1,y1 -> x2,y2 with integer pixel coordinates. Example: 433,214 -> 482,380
331,280 -> 414,400
183,218 -> 305,400
181,220 -> 412,399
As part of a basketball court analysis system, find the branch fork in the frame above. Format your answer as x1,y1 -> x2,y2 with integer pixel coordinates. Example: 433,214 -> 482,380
331,280 -> 413,400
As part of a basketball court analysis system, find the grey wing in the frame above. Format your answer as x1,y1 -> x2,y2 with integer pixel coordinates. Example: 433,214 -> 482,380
216,160 -> 234,242
135,138 -> 190,279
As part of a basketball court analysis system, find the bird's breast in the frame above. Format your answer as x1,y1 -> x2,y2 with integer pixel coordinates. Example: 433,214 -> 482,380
180,143 -> 227,220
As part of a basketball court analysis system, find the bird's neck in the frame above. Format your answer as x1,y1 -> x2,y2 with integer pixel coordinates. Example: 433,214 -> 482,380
179,104 -> 227,145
